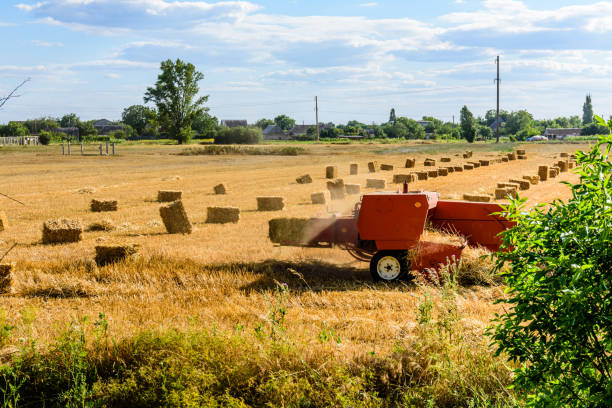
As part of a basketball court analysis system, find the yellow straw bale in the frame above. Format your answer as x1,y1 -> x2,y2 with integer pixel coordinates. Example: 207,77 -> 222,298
440,157 -> 451,162
464,164 -> 474,170
0,211 -> 7,232
327,179 -> 345,200
296,175 -> 312,184
325,166 -> 338,179
479,160 -> 490,166
257,197 -> 285,211
311,192 -> 327,204
95,244 -> 139,266
42,219 -> 83,244
366,179 -> 386,189
516,149 -> 526,155
453,166 -> 463,172
428,170 -> 438,178
214,184 -> 227,194
424,158 -> 436,166
416,172 -> 428,180
368,161 -> 378,172
507,152 -> 517,160
495,187 -> 517,200
538,165 -> 549,181
350,163 -> 359,175
463,194 -> 491,202
438,168 -> 448,176
90,199 -> 118,212
405,158 -> 416,168
509,179 -> 531,190
158,190 -> 182,202
159,201 -> 192,234
206,206 -> 240,224
380,164 -> 394,171
522,175 -> 540,185
269,218 -> 309,244
345,184 -> 361,195
393,174 -> 416,183
0,263 -> 13,294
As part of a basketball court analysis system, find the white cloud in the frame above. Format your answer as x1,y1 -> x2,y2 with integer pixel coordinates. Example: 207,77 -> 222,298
105,73 -> 120,79
359,2 -> 378,7
32,40 -> 64,47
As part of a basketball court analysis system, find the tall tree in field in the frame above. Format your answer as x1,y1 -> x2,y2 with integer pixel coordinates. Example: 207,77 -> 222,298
583,94 -> 594,125
460,105 -> 476,143
389,108 -> 396,124
274,115 -> 296,131
144,59 -> 208,144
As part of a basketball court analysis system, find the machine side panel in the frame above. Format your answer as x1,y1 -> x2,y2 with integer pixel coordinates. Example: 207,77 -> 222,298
429,200 -> 515,251
357,194 -> 430,249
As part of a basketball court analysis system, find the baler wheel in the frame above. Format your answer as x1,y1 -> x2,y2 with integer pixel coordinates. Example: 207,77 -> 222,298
370,251 -> 409,282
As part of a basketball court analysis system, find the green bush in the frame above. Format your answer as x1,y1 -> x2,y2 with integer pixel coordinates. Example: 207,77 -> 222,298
214,127 -> 262,145
38,130 -> 52,145
581,122 -> 610,136
490,133 -> 612,406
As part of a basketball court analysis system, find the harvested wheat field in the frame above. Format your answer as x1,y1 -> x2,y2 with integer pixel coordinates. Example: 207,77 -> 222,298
0,141 -> 587,405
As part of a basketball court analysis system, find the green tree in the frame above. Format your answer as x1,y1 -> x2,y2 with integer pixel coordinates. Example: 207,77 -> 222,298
274,115 -> 295,131
582,94 -> 594,125
383,122 -> 408,138
60,113 -> 80,127
396,117 -> 426,139
255,118 -> 274,130
479,126 -> 492,139
191,111 -> 218,138
506,110 -> 534,135
459,106 -> 476,143
490,131 -> 611,406
144,59 -> 209,144
122,105 -> 155,135
389,108 -> 396,124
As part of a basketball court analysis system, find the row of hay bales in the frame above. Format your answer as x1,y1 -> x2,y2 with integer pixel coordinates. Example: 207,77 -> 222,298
463,150 -> 577,202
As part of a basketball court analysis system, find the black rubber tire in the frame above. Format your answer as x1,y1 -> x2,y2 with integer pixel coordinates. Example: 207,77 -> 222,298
370,250 -> 409,282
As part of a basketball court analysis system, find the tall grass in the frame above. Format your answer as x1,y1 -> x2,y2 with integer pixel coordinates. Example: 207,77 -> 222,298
179,145 -> 306,156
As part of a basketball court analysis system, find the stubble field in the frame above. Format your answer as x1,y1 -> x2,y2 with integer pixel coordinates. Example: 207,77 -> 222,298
0,141 -> 587,406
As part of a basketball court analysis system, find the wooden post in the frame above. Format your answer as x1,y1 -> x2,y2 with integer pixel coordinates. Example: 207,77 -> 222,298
62,143 -> 65,155
81,143 -> 84,155
111,143 -> 115,155
99,144 -> 103,156
105,141 -> 109,156
67,141 -> 71,155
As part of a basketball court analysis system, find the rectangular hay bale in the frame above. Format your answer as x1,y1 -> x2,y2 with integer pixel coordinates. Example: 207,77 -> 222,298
495,187 -> 517,200
269,218 -> 309,244
463,194 -> 491,202
345,183 -> 361,195
522,175 -> 540,185
428,170 -> 438,178
557,161 -> 569,172
296,174 -> 312,184
158,190 -> 182,202
311,192 -> 326,204
327,179 -> 345,200
393,174 -> 416,184
453,166 -> 463,172
380,164 -> 394,171
325,166 -> 338,179
257,197 -> 285,211
42,219 -> 83,244
424,159 -> 436,166
507,153 -> 517,160
509,179 -> 530,190
502,157 -> 509,162
440,157 -> 451,162
464,164 -> 474,170
368,161 -> 378,173
90,199 -> 118,212
538,165 -> 549,181
206,206 -> 240,224
469,161 -> 481,168
214,183 -> 227,194
560,152 -> 569,158
0,211 -> 7,232
366,179 -> 386,189
446,166 -> 455,173
516,149 -> 526,155
479,160 -> 490,166
95,244 -> 139,266
350,163 -> 359,175
438,168 -> 448,176
405,158 -> 415,168
416,172 -> 428,180
0,263 -> 13,294
160,200 -> 192,234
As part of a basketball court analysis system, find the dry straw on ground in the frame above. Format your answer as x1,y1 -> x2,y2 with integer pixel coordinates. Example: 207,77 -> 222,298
95,244 -> 139,266
366,179 -> 386,189
268,217 -> 309,243
405,158 -> 415,168
214,184 -> 227,194
327,179 -> 346,200
345,184 -> 361,195
256,197 -> 285,211
86,219 -> 115,232
206,207 -> 240,224
349,163 -> 359,175
157,190 -> 182,202
310,192 -> 326,204
380,164 -> 394,171
325,166 -> 338,179
538,165 -> 549,181
463,194 -> 492,202
0,263 -> 13,294
0,211 -> 7,232
159,201 -> 192,234
393,174 -> 416,183
90,199 -> 118,212
509,179 -> 530,190
42,219 -> 83,244
296,174 -> 312,184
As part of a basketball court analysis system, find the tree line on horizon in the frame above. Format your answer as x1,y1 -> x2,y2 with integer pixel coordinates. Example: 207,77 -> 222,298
1,59 -> 609,144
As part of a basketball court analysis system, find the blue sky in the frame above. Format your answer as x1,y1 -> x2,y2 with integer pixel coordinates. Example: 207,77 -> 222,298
1,0 -> 611,125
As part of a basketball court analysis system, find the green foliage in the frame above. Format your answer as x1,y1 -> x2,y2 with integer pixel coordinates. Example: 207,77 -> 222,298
582,94 -> 594,125
122,104 -> 155,135
180,146 -> 304,156
144,59 -> 209,144
255,118 -> 274,130
383,121 -> 408,138
505,110 -> 533,135
38,130 -> 52,145
273,115 -> 295,131
22,117 -> 59,133
479,126 -> 492,139
0,122 -> 29,137
581,121 -> 610,136
396,117 -> 426,139
214,127 -> 262,145
191,111 -> 218,138
60,113 -> 80,128
460,106 -> 476,143
490,134 -> 612,406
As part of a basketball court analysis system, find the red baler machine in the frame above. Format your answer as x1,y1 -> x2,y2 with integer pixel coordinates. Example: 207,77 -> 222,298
271,188 -> 514,281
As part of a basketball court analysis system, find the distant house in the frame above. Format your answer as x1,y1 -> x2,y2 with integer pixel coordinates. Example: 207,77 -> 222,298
544,128 -> 581,140
287,125 -> 314,137
220,120 -> 248,128
94,119 -> 123,135
262,125 -> 287,140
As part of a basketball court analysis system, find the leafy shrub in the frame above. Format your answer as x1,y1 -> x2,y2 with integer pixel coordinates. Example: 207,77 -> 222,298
38,130 -> 52,145
581,122 -> 610,135
179,146 -> 304,156
214,127 -> 262,145
490,133 -> 612,406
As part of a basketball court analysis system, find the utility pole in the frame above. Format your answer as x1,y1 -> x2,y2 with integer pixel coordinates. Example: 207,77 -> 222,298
315,96 -> 320,142
495,55 -> 500,143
